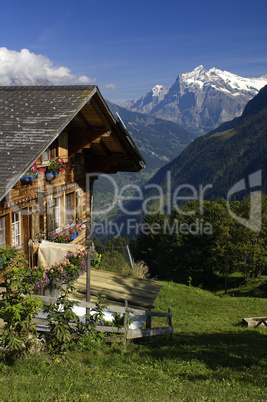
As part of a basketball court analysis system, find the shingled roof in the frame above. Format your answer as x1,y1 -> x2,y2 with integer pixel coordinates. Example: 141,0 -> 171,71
0,86 -> 144,202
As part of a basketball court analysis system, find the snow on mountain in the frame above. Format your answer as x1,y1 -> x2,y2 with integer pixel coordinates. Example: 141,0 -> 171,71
121,84 -> 169,114
182,65 -> 267,96
152,84 -> 169,98
122,66 -> 267,134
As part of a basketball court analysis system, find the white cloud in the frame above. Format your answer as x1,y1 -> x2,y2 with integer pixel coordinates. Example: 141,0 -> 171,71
0,47 -> 95,85
105,83 -> 116,90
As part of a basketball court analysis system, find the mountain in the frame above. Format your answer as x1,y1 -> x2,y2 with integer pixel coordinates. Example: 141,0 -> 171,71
105,85 -> 267,239
122,85 -> 169,114
92,102 -> 196,215
107,102 -> 196,170
121,65 -> 267,134
147,84 -> 267,201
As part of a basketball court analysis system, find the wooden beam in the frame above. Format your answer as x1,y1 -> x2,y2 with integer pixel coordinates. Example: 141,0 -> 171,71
91,98 -> 112,131
127,327 -> 173,340
68,128 -> 109,156
90,139 -> 112,155
78,110 -> 94,131
86,154 -> 127,164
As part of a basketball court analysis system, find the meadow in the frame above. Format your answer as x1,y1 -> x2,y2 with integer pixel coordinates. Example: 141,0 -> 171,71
0,280 -> 266,401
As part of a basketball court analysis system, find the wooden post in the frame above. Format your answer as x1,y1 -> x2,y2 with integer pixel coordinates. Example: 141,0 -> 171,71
146,308 -> 152,329
85,174 -> 96,317
146,307 -> 152,344
28,239 -> 33,269
224,233 -> 229,294
168,308 -> 173,341
86,247 -> 91,314
123,299 -> 128,345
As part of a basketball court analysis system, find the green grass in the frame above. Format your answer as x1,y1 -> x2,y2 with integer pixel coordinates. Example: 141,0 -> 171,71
213,273 -> 267,298
209,128 -> 237,140
0,282 -> 267,401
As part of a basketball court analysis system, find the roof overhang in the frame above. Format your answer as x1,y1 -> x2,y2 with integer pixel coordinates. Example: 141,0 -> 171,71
0,86 -> 145,202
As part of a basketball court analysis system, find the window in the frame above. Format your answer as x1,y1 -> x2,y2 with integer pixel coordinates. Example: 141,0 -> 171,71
29,205 -> 40,239
65,193 -> 73,225
47,198 -> 61,235
0,216 -> 6,248
55,198 -> 61,229
12,212 -> 21,247
42,141 -> 57,163
76,190 -> 83,221
42,145 -> 52,163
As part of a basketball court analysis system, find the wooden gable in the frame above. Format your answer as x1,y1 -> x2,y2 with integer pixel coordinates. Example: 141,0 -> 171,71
0,86 -> 145,204
0,86 -> 145,256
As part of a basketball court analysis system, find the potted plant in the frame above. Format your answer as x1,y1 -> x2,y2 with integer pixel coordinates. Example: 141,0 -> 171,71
54,231 -> 70,243
45,158 -> 67,181
45,170 -> 55,182
21,163 -> 39,183
35,230 -> 46,243
67,223 -> 84,240
54,223 -> 84,243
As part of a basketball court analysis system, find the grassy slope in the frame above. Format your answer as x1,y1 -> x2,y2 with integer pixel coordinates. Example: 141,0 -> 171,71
0,282 -> 266,401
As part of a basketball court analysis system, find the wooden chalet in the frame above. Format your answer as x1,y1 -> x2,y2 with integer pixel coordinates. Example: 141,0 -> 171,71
0,86 -> 145,259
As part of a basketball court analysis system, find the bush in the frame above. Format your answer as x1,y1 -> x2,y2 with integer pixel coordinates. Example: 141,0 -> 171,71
0,247 -> 106,360
100,251 -> 133,276
32,248 -> 87,289
0,246 -> 18,275
0,253 -> 43,361
134,261 -> 149,279
91,251 -> 101,269
43,290 -> 107,353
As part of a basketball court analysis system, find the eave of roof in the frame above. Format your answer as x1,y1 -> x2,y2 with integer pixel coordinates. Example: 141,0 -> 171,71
0,86 -> 145,202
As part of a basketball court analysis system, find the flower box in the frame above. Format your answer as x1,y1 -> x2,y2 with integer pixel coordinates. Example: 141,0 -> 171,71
54,223 -> 84,243
21,162 -> 39,184
47,158 -> 67,175
45,170 -> 55,182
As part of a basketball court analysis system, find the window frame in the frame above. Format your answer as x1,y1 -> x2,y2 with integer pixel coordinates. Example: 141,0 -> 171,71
47,197 -> 61,236
12,212 -> 21,248
0,216 -> 6,248
42,141 -> 58,164
54,198 -> 61,230
65,193 -> 73,226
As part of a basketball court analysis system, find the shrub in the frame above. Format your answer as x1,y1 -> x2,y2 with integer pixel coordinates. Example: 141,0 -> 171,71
0,253 -> 43,361
134,261 -> 149,279
0,246 -> 18,275
32,248 -> 87,289
91,251 -> 101,269
0,248 -> 107,359
100,251 -> 133,276
43,290 -> 107,353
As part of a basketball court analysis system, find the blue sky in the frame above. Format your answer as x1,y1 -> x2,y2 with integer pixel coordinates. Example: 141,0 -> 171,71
1,0 -> 267,103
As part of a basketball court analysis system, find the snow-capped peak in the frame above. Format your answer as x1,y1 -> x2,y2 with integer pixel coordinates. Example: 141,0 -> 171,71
121,65 -> 267,133
183,65 -> 207,80
180,65 -> 267,96
192,65 -> 207,74
121,84 -> 169,113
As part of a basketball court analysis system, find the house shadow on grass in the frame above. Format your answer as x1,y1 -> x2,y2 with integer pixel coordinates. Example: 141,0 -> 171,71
136,330 -> 267,385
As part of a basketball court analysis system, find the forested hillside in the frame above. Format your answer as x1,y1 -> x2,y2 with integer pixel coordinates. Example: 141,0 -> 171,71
93,102 -> 196,211
146,84 -> 267,200
107,86 -> 267,240
107,101 -> 196,170
134,197 -> 267,286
